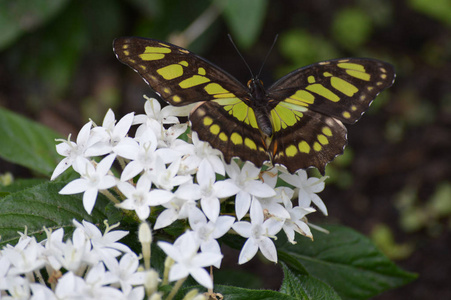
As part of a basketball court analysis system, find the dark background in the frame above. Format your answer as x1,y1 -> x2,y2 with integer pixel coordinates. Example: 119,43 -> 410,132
0,0 -> 450,299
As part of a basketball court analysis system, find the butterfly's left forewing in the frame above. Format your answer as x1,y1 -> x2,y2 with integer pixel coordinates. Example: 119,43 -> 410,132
113,37 -> 249,105
114,37 -> 270,167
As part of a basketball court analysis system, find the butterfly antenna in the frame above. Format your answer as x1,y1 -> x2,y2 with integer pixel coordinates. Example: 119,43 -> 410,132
257,34 -> 278,79
228,34 -> 255,79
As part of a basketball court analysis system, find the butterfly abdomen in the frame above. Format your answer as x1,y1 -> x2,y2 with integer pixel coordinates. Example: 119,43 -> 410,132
254,107 -> 273,137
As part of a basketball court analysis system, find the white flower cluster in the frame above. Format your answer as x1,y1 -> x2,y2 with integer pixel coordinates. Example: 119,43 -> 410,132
51,96 -> 328,289
0,220 -> 153,299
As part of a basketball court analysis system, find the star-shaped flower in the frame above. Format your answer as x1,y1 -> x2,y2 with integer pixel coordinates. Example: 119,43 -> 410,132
226,160 -> 276,220
196,160 -> 240,222
114,129 -> 179,181
117,176 -> 173,220
179,132 -> 225,175
188,209 -> 235,268
158,231 -> 222,289
232,200 -> 283,264
59,154 -> 117,214
86,109 -> 135,157
280,170 -> 328,215
51,121 -> 95,180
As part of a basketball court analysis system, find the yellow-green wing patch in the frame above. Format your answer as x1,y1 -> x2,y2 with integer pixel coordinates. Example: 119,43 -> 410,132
113,37 -> 249,106
269,109 -> 347,174
190,100 -> 269,166
268,58 -> 395,124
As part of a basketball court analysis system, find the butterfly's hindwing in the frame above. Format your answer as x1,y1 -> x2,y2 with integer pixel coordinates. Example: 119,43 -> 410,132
190,99 -> 269,166
269,107 -> 347,174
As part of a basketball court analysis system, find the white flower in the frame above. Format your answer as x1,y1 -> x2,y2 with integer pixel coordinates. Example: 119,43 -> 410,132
3,237 -> 45,275
179,132 -> 225,175
159,124 -> 190,151
53,272 -> 87,299
226,160 -> 276,220
232,200 -> 283,264
83,263 -> 126,299
59,154 -> 116,214
280,170 -> 328,215
41,227 -> 66,271
117,176 -> 174,220
134,97 -> 184,139
115,128 -> 179,181
51,121 -> 94,180
259,168 -> 279,188
158,231 -> 223,289
282,192 -> 316,243
86,110 -> 135,157
48,227 -> 95,272
150,157 -> 191,191
104,252 -> 145,295
196,160 -> 240,222
154,183 -> 201,229
255,186 -> 292,220
0,256 -> 11,290
3,276 -> 31,299
73,220 -> 131,265
30,283 -> 57,300
188,209 -> 235,268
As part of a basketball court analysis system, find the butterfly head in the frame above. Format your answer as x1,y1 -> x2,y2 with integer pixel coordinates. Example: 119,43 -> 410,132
247,78 -> 266,100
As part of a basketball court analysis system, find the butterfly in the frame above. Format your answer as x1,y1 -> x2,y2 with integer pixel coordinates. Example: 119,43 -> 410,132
113,37 -> 395,174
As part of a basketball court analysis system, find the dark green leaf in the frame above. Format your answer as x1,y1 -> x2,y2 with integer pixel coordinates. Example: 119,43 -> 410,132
280,262 -> 341,300
0,107 -> 61,177
0,0 -> 70,50
178,284 -> 296,300
278,225 -> 417,300
214,268 -> 263,289
0,178 -> 47,195
223,0 -> 268,49
0,181 -> 120,247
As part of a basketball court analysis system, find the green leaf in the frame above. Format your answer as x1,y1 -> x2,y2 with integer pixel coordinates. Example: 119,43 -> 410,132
0,178 -> 47,195
0,107 -> 61,177
179,285 -> 296,300
408,0 -> 451,26
280,263 -> 341,300
0,181 -> 119,247
0,0 -> 70,50
214,268 -> 263,289
278,225 -> 417,300
223,0 -> 268,49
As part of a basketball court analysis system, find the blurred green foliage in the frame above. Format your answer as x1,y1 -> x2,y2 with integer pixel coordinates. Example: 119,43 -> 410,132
332,7 -> 373,50
0,0 -> 70,50
371,223 -> 414,260
395,182 -> 451,235
278,29 -> 339,76
408,0 -> 451,26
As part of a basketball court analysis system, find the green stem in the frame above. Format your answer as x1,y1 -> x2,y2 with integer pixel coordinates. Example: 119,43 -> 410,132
166,277 -> 187,300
